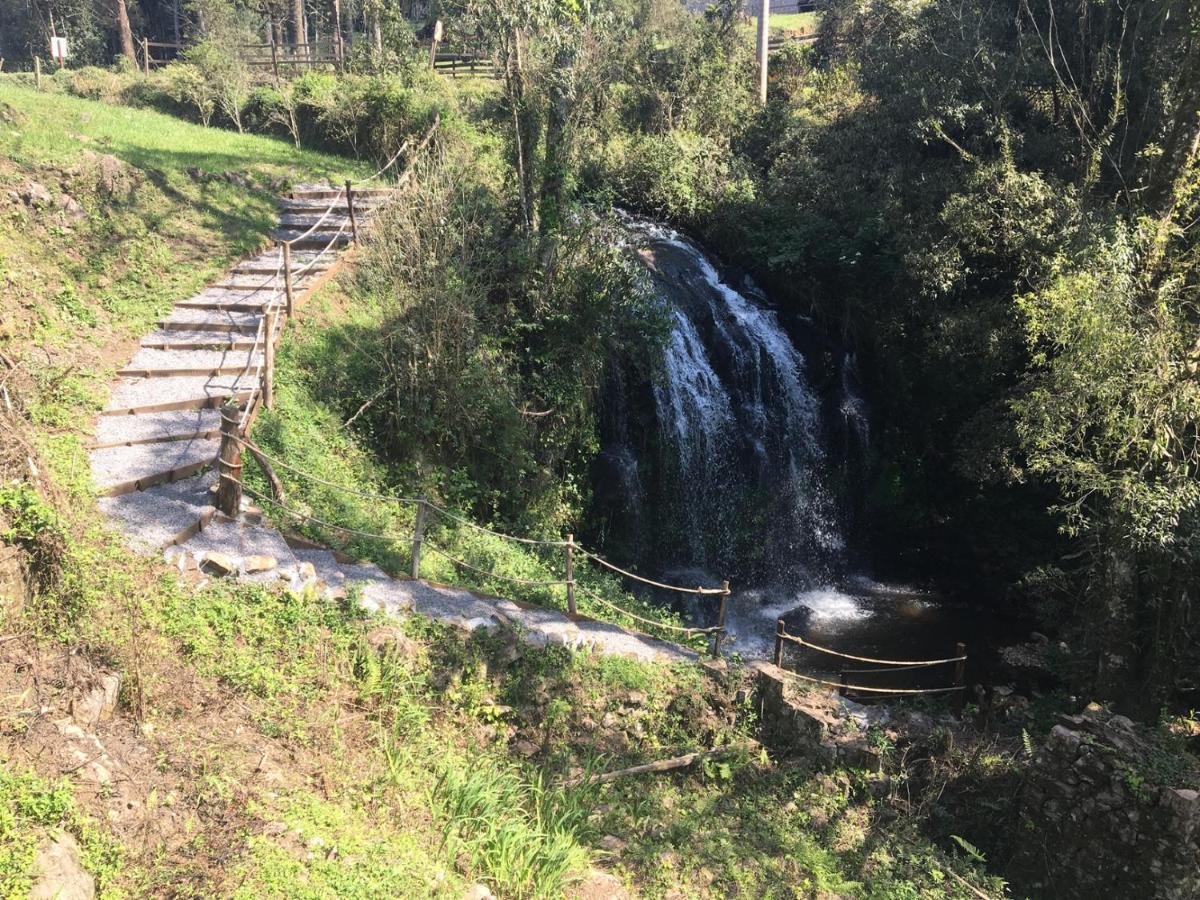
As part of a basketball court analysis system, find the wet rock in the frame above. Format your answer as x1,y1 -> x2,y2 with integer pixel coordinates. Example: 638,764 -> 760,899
30,830 -> 94,900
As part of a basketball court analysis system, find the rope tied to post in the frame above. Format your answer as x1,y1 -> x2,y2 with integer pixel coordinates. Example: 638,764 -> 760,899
777,626 -> 967,668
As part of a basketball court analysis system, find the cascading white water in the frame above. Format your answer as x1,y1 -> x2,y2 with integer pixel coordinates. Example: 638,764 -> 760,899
620,215 -> 844,579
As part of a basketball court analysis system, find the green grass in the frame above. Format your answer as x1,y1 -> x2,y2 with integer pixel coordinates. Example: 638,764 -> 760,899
771,11 -> 820,35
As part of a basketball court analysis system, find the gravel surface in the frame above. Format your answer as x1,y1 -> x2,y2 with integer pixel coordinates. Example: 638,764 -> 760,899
93,408 -> 223,446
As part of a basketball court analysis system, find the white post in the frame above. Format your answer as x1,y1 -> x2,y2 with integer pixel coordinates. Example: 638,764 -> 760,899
756,0 -> 770,106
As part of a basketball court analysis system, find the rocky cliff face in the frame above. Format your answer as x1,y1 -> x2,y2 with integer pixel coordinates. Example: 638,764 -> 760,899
1014,705 -> 1199,899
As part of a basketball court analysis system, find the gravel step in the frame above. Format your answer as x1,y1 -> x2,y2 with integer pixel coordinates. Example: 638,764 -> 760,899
140,329 -> 259,350
270,229 -> 353,248
99,471 -> 217,549
120,347 -> 263,377
93,408 -> 223,447
159,308 -> 263,333
179,517 -> 300,583
103,374 -> 256,415
278,214 -> 354,228
90,437 -> 219,495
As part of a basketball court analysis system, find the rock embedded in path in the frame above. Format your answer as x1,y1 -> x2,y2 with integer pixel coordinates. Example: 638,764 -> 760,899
30,830 -> 95,900
242,554 -> 277,574
200,552 -> 236,576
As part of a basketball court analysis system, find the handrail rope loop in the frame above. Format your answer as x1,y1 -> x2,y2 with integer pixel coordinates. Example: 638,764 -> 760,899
778,629 -> 967,667
421,541 -> 570,588
778,668 -> 967,696
576,548 -> 726,596
574,584 -> 721,636
352,138 -> 413,186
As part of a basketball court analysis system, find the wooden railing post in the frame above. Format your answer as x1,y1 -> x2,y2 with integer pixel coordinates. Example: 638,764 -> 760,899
711,579 -> 730,658
839,671 -> 848,697
773,618 -> 785,667
410,499 -> 425,579
216,401 -> 243,518
565,534 -> 576,616
262,307 -> 276,410
954,641 -> 967,710
281,241 -> 294,316
344,181 -> 359,243
142,37 -> 150,75
34,56 -> 41,90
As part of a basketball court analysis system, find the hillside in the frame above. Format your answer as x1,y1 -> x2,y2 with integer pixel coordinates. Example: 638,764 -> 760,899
0,83 -> 1022,899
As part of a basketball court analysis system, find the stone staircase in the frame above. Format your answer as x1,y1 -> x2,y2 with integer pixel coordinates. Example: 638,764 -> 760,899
91,181 -> 692,664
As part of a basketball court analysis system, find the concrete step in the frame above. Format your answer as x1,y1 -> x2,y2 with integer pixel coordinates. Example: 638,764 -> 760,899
99,471 -> 217,549
90,437 -> 220,496
93,408 -> 223,448
102,373 -> 256,416
158,308 -> 264,333
119,347 -> 263,378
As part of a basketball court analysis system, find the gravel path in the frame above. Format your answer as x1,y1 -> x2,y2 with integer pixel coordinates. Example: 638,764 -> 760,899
90,182 -> 694,665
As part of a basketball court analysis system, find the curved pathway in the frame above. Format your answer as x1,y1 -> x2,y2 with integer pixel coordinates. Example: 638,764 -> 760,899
90,183 -> 691,664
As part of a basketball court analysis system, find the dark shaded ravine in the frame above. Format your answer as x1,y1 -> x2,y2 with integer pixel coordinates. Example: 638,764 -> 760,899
592,216 -> 1015,679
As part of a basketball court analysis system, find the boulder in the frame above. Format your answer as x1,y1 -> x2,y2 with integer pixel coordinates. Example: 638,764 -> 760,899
70,670 -> 120,729
21,181 -> 52,207
30,830 -> 94,900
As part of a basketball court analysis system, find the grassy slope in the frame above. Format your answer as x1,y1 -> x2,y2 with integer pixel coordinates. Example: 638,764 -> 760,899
0,82 -> 1004,899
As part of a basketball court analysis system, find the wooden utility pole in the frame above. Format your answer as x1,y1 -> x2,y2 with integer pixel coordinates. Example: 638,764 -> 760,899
756,0 -> 770,105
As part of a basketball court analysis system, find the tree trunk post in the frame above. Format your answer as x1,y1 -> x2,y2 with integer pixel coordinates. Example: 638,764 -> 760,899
345,181 -> 359,243
756,0 -> 770,106
217,402 -> 244,518
773,618 -> 785,667
711,580 -> 730,658
565,533 -> 576,616
281,241 -> 294,316
142,37 -> 149,75
262,308 -> 276,410
270,28 -> 281,80
34,56 -> 41,90
410,499 -> 425,579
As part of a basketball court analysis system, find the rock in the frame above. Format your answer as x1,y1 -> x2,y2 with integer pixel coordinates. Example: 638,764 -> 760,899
70,670 -> 120,728
30,830 -> 94,900
200,552 -> 236,576
512,738 -> 539,758
242,555 -> 277,574
54,193 -> 86,220
569,870 -> 630,899
598,834 -> 626,853
365,625 -> 418,657
21,181 -> 52,207
163,546 -> 199,572
463,885 -> 495,900
92,153 -> 133,197
297,561 -> 316,581
626,691 -> 648,707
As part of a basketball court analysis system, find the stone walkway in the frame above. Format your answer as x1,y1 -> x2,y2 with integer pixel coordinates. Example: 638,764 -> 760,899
91,183 -> 692,664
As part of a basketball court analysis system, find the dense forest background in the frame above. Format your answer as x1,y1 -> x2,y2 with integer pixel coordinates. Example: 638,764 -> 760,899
5,0 -> 1199,712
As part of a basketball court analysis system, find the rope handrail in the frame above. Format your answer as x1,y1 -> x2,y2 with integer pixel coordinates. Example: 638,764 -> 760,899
422,541 -> 570,588
353,139 -> 412,186
779,669 -> 967,696
294,220 -> 348,278
577,549 -> 727,596
240,482 -> 412,544
422,499 -> 569,547
575,584 -> 721,636
281,194 -> 346,247
778,629 -> 967,668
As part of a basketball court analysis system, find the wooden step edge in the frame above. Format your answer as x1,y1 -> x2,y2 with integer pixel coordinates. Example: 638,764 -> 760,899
96,456 -> 218,497
162,505 -> 217,549
140,340 -> 257,350
89,428 -> 221,450
101,391 -> 254,417
155,320 -> 261,334
117,365 -> 259,378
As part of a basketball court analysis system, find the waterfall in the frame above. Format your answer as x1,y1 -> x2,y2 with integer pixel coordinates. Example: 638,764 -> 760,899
600,215 -> 846,585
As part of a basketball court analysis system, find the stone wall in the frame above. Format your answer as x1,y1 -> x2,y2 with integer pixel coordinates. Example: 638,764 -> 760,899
1014,705 -> 1200,899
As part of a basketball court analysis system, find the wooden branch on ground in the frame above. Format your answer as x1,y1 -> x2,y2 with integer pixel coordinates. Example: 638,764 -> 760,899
568,743 -> 754,787
241,437 -> 286,503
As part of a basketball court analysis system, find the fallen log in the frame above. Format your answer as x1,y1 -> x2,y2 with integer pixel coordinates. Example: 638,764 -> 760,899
569,743 -> 755,788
